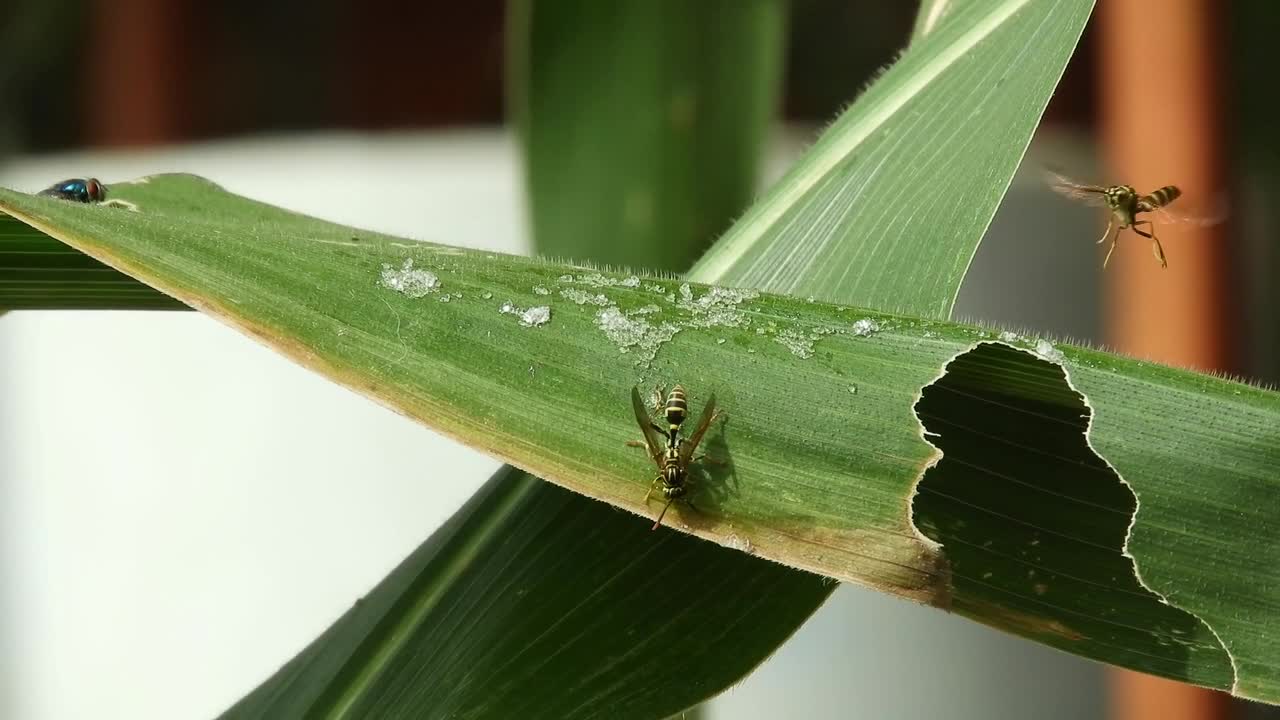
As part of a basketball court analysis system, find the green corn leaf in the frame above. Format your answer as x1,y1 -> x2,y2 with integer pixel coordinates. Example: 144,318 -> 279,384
0,173 -> 1275,701
691,0 -> 1094,318
221,467 -> 826,719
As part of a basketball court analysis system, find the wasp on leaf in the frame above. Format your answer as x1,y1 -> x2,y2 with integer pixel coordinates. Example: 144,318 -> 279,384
627,384 -> 723,530
1046,170 -> 1221,269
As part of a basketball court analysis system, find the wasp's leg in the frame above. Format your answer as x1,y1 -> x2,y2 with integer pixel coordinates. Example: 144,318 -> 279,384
626,440 -> 648,449
1102,239 -> 1119,269
1132,221 -> 1168,268
1101,223 -> 1122,269
643,476 -> 663,503
651,496 -> 676,530
1096,219 -> 1114,244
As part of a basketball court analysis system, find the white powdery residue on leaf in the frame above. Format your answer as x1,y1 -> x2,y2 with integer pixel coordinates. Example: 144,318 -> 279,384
1034,339 -> 1065,364
579,280 -> 757,363
774,328 -> 815,359
533,285 -> 551,296
998,330 -> 1020,343
596,307 -> 640,348
674,284 -> 760,329
570,272 -> 647,289
784,325 -> 842,360
560,288 -> 613,306
482,292 -> 493,299
578,272 -> 617,288
644,283 -> 667,294
851,318 -> 881,337
499,300 -> 552,328
379,258 -> 439,298
596,306 -> 680,362
520,306 -> 552,327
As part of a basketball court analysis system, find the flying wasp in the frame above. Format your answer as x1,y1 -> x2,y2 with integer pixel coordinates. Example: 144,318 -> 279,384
1045,170 -> 1192,269
627,384 -> 723,530
38,178 -> 108,204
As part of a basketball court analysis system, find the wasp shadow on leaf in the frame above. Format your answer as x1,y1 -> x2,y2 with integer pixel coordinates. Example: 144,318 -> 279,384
690,414 -> 737,512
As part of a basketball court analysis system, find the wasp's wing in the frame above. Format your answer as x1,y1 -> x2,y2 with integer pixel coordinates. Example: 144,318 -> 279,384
631,386 -> 664,463
1153,191 -> 1230,228
1044,169 -> 1109,206
680,394 -> 719,465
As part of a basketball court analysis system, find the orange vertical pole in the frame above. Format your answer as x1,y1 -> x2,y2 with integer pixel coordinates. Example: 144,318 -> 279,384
1098,1 -> 1233,719
1109,672 -> 1231,720
87,0 -> 189,146
1098,0 -> 1233,371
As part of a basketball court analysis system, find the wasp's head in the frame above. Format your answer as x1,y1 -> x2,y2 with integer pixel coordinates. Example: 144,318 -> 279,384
1105,185 -> 1137,209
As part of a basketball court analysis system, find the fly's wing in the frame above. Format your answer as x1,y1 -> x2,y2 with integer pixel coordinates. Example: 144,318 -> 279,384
1044,169 -> 1109,206
631,386 -> 664,464
680,394 -> 719,465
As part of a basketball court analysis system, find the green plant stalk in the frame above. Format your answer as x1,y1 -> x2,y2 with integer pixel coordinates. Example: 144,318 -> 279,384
511,0 -> 784,272
509,2 -> 814,717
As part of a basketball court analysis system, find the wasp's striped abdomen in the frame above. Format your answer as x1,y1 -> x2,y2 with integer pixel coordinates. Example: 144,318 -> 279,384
1139,185 -> 1181,211
664,384 -> 688,429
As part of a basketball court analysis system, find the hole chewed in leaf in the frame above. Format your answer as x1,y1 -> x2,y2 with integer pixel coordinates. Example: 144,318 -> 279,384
912,343 -> 1233,687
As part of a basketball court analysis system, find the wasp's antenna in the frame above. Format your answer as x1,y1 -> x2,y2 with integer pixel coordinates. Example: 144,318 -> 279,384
652,496 -> 675,531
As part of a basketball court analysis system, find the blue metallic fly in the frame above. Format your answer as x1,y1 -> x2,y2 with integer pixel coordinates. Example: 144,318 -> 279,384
38,178 -> 107,203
